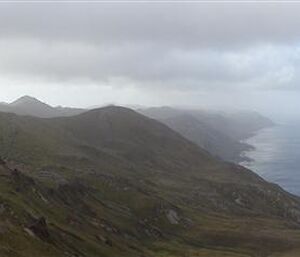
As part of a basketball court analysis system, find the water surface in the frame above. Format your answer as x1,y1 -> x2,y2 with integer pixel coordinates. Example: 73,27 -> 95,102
240,120 -> 300,196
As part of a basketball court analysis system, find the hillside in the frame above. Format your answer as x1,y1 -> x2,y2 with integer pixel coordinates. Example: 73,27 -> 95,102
139,107 -> 273,162
0,97 -> 274,163
0,106 -> 298,257
162,114 -> 253,162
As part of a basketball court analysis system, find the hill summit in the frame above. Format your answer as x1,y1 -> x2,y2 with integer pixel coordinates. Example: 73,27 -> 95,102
0,95 -> 85,118
10,95 -> 43,106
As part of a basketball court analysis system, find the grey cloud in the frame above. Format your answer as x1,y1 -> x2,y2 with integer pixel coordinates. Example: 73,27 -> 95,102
1,3 -> 300,47
0,2 -> 300,95
0,38 -> 297,91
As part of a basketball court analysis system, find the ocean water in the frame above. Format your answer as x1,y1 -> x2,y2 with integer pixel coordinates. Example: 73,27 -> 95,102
240,120 -> 300,196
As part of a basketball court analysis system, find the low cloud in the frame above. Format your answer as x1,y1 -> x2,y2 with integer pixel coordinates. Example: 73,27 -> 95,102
0,38 -> 298,92
1,2 -> 300,109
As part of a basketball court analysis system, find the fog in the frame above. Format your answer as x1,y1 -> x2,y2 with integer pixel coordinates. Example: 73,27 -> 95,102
1,2 -> 300,120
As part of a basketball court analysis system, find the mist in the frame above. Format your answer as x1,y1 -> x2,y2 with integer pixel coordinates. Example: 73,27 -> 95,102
0,2 -> 300,121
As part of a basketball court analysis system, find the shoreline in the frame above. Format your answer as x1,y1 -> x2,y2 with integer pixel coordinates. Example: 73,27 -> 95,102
237,123 -> 276,165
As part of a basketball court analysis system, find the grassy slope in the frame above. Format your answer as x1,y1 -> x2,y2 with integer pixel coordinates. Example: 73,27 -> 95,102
0,107 -> 298,257
271,249 -> 300,257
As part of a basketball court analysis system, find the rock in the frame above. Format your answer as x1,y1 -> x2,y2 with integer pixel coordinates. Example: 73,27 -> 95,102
27,217 -> 50,240
95,234 -> 113,247
24,228 -> 36,238
166,209 -> 180,225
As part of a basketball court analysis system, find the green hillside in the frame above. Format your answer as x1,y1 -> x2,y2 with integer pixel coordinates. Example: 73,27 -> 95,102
0,107 -> 298,257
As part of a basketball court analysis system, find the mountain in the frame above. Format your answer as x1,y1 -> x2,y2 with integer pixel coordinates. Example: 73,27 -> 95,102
0,96 -> 85,118
139,107 -> 273,162
0,106 -> 298,257
190,109 -> 275,140
0,97 -> 274,163
162,114 -> 253,162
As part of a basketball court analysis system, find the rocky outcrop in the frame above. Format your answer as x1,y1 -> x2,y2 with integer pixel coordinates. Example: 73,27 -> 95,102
166,209 -> 180,225
26,217 -> 50,241
95,234 -> 113,247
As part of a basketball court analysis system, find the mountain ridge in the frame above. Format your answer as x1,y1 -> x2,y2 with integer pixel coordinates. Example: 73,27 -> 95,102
0,106 -> 298,256
138,106 -> 274,162
0,96 -> 274,163
0,96 -> 85,118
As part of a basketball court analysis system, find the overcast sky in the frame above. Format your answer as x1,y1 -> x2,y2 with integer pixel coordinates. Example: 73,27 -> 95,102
1,1 -> 300,117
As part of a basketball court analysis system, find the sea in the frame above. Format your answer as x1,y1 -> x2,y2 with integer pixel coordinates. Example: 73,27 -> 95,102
240,119 -> 300,196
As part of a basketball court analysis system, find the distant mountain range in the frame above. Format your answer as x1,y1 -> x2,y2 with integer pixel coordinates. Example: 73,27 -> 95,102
138,106 -> 274,162
0,105 -> 299,257
0,95 -> 85,118
0,96 -> 273,163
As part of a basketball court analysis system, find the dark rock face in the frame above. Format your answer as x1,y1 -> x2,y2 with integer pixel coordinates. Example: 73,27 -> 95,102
27,217 -> 50,241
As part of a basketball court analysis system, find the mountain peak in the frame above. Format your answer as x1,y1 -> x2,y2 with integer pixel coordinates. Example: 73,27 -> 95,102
10,95 -> 45,106
0,96 -> 85,118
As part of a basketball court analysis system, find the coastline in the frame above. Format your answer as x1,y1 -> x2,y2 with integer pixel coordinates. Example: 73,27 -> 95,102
237,122 -> 276,165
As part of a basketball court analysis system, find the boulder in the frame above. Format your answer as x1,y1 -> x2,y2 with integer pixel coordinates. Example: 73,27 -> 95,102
27,217 -> 50,240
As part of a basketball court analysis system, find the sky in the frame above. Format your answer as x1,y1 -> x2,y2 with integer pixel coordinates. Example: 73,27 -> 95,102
1,1 -> 300,118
